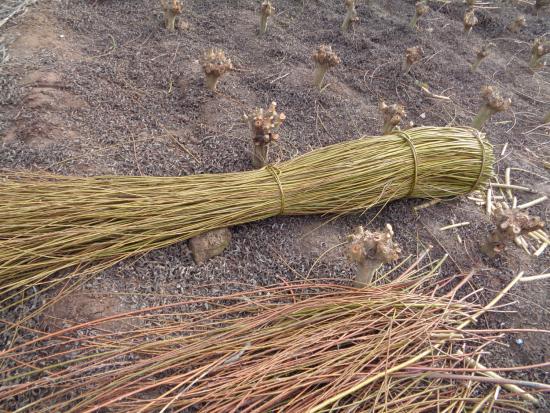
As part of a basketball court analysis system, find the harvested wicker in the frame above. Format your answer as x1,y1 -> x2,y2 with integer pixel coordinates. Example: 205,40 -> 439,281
0,259 -> 540,412
0,127 -> 493,300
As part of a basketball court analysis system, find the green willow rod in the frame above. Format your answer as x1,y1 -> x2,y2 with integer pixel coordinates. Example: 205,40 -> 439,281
0,126 -> 493,297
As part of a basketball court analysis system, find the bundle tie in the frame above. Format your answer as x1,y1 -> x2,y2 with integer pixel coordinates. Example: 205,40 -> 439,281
397,131 -> 418,197
266,164 -> 285,215
471,129 -> 487,191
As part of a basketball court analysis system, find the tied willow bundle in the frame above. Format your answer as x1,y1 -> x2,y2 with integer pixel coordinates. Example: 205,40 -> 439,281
0,260 -> 542,412
0,127 -> 493,300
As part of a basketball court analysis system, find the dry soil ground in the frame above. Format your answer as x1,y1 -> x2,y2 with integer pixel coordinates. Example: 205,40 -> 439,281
0,0 -> 549,410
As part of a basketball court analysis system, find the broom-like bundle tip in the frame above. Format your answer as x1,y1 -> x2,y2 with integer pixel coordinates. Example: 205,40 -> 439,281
244,101 -> 286,168
529,37 -> 550,70
259,0 -> 275,34
348,223 -> 401,286
481,207 -> 544,257
342,0 -> 359,32
403,45 -> 423,73
160,0 -> 183,32
380,101 -> 406,134
312,45 -> 341,89
463,7 -> 478,34
201,48 -> 233,91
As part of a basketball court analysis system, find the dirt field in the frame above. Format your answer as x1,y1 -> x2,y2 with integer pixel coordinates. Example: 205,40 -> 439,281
0,0 -> 549,410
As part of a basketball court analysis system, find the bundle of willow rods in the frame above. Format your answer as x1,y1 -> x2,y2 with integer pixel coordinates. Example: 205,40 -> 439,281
0,127 -> 493,299
0,260 -> 540,412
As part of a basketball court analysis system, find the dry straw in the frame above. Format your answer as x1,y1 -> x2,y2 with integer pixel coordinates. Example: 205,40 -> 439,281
0,258 -> 543,412
0,127 -> 493,304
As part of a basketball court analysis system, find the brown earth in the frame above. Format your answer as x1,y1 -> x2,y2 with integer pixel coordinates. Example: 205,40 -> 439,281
0,0 -> 549,410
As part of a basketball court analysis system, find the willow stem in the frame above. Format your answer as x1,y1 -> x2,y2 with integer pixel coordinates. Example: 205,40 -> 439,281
471,57 -> 482,72
382,122 -> 396,135
313,65 -> 328,89
252,144 -> 268,169
342,17 -> 351,31
205,74 -> 219,91
260,14 -> 268,34
529,54 -> 540,70
472,105 -> 493,130
165,14 -> 177,32
353,262 -> 380,287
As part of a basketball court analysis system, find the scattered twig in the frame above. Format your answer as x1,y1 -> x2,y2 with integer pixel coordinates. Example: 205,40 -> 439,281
520,273 -> 550,282
413,198 -> 441,211
440,222 -> 470,231
500,142 -> 508,156
517,196 -> 547,210
504,168 -> 512,200
533,242 -> 548,257
490,183 -> 536,193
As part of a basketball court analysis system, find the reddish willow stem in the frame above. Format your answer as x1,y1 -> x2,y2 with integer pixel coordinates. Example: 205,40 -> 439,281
0,264 -> 543,412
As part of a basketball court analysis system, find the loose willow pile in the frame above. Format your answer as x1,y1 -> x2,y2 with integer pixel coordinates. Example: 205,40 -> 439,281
0,260 -> 540,412
0,127 -> 493,300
